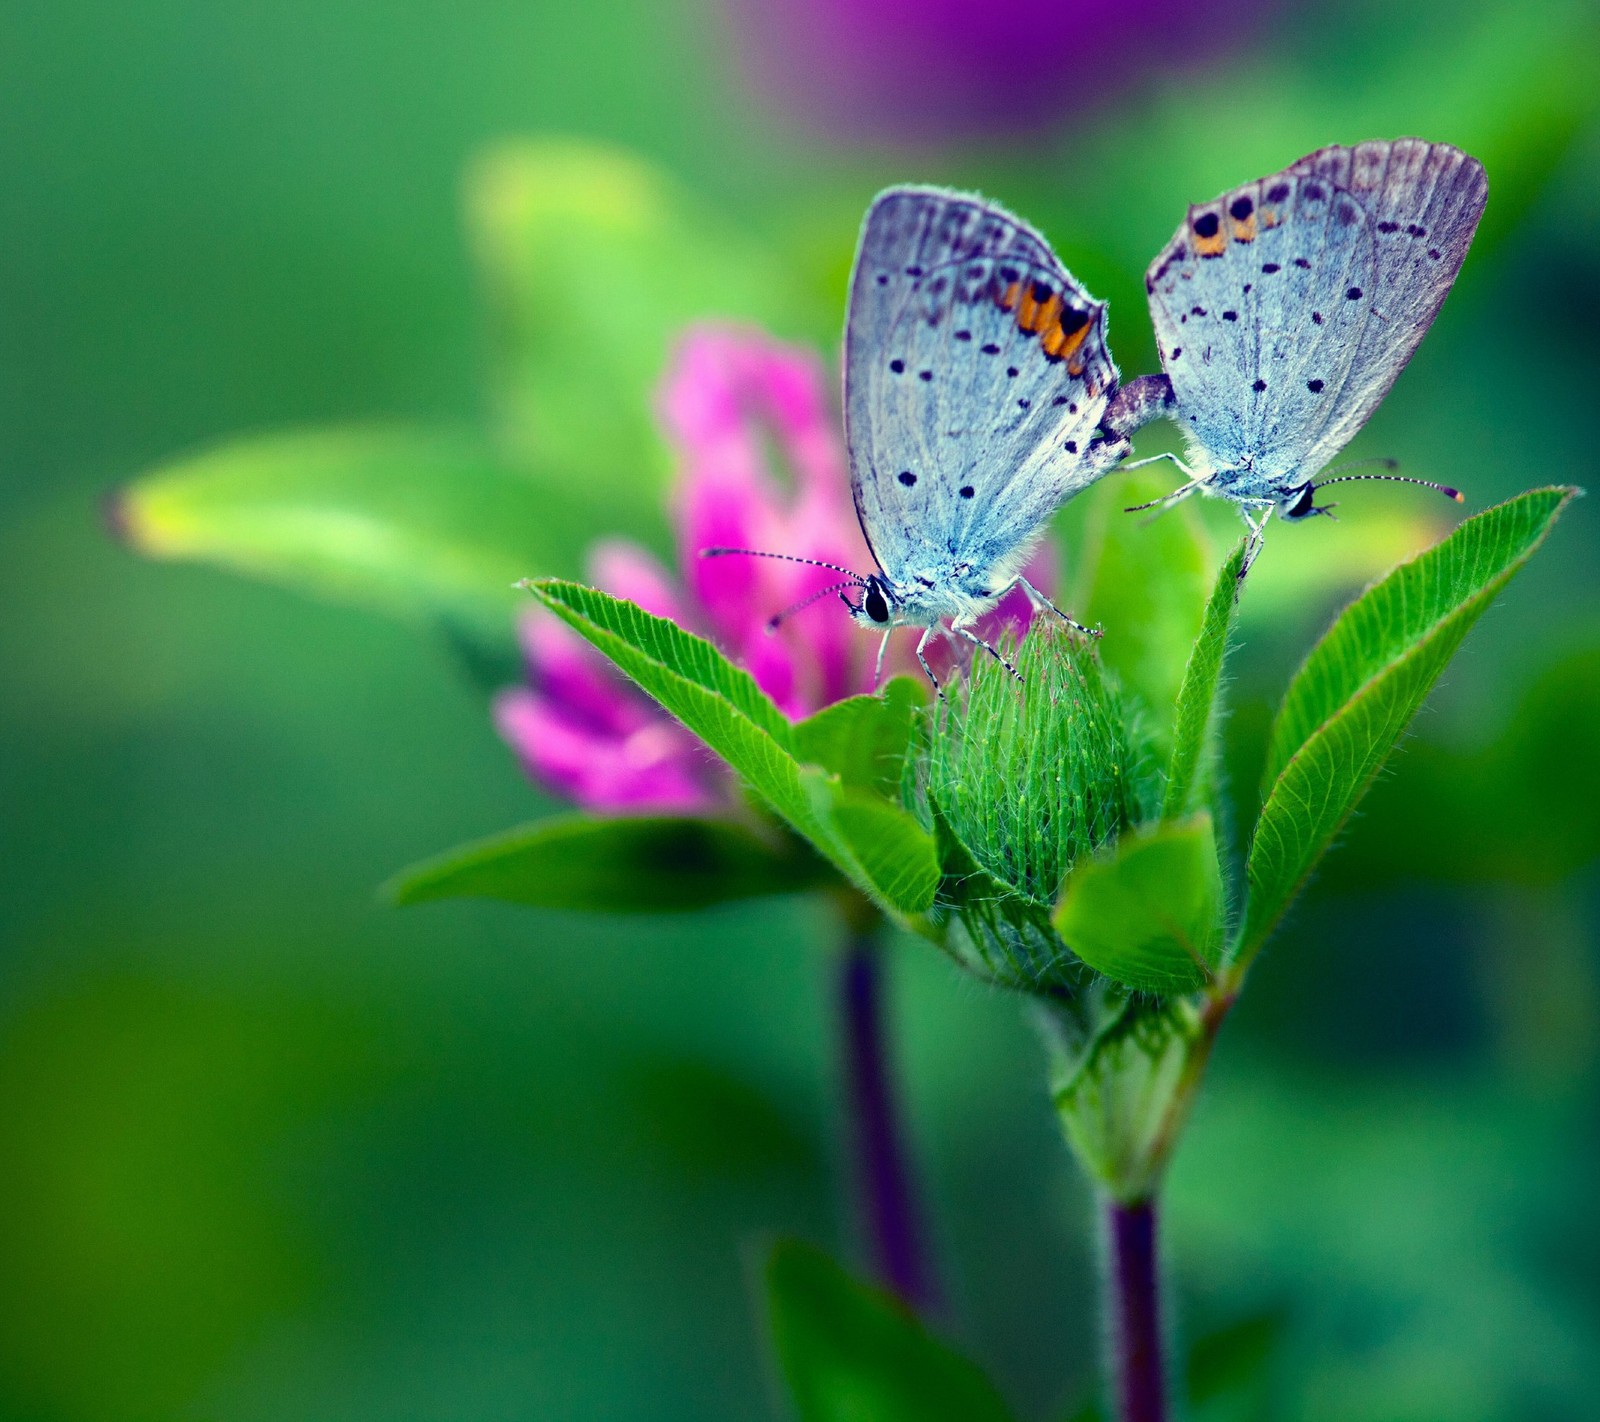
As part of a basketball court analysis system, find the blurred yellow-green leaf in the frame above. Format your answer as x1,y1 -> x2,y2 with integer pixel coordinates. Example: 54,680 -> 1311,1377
115,427 -> 608,643
1073,471 -> 1214,756
466,138 -> 821,487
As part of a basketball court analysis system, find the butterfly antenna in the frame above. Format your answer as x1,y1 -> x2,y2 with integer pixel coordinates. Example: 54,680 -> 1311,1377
701,547 -> 867,582
1309,472 -> 1464,502
766,580 -> 858,632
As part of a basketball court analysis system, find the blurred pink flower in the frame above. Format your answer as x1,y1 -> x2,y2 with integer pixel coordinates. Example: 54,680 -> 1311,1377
496,324 -> 1043,814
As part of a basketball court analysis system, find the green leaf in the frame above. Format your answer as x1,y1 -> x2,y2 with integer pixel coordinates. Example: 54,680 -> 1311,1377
1163,539 -> 1249,821
1073,471 -> 1214,752
385,813 -> 828,914
766,1240 -> 1016,1422
803,773 -> 940,922
114,426 -> 606,642
465,139 -> 815,487
527,580 -> 938,916
1240,487 -> 1578,960
793,676 -> 928,796
1054,816 -> 1226,994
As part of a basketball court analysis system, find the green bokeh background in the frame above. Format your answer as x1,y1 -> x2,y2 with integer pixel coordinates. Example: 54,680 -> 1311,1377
2,0 -> 1597,1417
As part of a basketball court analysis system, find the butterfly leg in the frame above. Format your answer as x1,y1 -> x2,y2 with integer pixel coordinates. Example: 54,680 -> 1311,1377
1238,503 -> 1275,580
914,626 -> 943,699
1012,577 -> 1101,640
873,629 -> 893,687
1120,451 -> 1197,478
952,622 -> 1022,681
1120,452 -> 1210,517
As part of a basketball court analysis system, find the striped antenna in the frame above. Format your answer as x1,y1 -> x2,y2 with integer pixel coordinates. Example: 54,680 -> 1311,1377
1310,472 -> 1464,502
765,580 -> 860,631
701,547 -> 868,582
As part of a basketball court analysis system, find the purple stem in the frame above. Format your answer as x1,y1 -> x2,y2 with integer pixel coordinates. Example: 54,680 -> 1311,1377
1105,1196 -> 1167,1422
839,934 -> 937,1311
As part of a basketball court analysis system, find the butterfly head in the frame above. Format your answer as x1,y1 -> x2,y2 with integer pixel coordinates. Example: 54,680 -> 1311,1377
1279,482 -> 1336,522
844,574 -> 899,628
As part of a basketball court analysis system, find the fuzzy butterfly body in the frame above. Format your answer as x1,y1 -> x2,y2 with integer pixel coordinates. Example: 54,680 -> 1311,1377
843,187 -> 1129,647
1140,139 -> 1486,565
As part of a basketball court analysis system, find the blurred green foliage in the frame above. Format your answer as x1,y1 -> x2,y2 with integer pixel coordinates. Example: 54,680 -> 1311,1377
2,0 -> 1598,1419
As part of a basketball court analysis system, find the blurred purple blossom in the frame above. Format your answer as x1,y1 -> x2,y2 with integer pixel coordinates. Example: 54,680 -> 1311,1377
496,323 -> 1042,813
726,0 -> 1270,145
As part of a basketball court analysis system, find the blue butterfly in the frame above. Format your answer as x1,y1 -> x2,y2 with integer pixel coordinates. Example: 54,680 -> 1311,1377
1120,139 -> 1487,573
708,187 -> 1131,685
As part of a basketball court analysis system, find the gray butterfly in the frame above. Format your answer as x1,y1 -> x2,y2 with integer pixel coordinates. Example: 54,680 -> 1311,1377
709,187 -> 1131,685
1113,139 -> 1487,572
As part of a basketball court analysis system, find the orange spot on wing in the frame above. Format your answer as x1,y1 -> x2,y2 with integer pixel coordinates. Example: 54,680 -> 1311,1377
1019,291 -> 1062,335
1229,212 -> 1258,242
1194,230 -> 1228,257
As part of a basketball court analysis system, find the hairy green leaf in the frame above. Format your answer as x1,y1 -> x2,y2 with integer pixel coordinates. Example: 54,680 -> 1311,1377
113,426 -> 600,642
465,139 -> 813,487
1163,539 -> 1249,820
528,581 -> 937,915
766,1240 -> 1015,1422
385,813 -> 827,913
1054,815 -> 1226,994
1241,487 -> 1578,960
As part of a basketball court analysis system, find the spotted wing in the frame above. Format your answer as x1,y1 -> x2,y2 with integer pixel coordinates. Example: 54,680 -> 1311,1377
1147,139 -> 1485,486
845,187 -> 1121,588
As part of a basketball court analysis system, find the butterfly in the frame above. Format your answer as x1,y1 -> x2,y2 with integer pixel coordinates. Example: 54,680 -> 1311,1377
707,187 -> 1131,687
1119,139 -> 1487,573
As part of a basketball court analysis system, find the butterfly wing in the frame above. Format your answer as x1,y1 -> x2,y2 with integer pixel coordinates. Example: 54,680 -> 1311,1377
845,187 -> 1121,590
1288,140 -> 1487,460
1147,139 -> 1486,486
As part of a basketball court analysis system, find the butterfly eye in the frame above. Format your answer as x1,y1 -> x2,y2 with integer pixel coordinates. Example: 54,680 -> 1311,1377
864,581 -> 891,624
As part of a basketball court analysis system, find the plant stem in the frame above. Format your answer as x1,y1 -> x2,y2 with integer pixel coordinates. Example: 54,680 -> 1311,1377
839,932 -> 938,1311
1105,1194 -> 1167,1422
